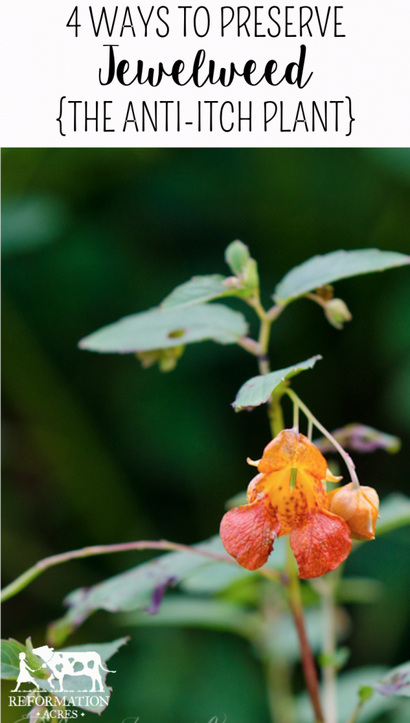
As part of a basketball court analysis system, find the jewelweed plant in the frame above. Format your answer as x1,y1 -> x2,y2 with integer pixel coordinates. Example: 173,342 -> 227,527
2,243 -> 410,723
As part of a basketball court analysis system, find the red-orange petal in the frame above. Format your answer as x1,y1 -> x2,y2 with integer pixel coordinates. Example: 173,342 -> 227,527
290,509 -> 352,579
220,496 -> 280,570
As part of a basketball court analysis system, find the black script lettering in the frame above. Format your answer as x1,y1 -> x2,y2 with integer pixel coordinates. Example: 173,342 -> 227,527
284,44 -> 312,88
99,45 -> 313,89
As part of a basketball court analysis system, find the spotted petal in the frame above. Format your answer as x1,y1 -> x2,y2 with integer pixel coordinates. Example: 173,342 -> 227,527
220,497 -> 280,570
290,509 -> 352,579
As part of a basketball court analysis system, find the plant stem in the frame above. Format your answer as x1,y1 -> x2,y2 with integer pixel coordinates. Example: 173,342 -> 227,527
305,293 -> 327,310
323,595 -> 337,723
254,303 -> 288,441
293,399 -> 299,431
240,295 -> 324,723
345,702 -> 364,723
270,394 -> 285,438
285,388 -> 360,489
260,583 -> 296,723
265,657 -> 296,723
266,304 -> 286,322
0,539 -> 281,604
314,576 -> 338,723
237,336 -> 261,357
286,542 -> 324,723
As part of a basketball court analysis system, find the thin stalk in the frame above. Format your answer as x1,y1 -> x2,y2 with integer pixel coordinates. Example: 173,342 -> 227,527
258,317 -> 272,377
307,418 -> 313,441
315,577 -> 338,723
323,593 -> 337,723
305,293 -> 327,310
345,701 -> 366,723
254,302 -> 286,439
260,583 -> 296,723
240,298 -> 286,437
285,389 -> 360,489
1,540 -> 283,604
293,400 -> 299,431
248,305 -> 323,722
266,303 -> 286,323
231,294 -> 325,723
286,542 -> 324,723
249,297 -> 269,323
270,395 -> 285,438
237,336 -> 261,357
265,657 -> 296,723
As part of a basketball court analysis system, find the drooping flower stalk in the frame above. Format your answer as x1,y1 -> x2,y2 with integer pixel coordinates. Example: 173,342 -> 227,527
285,388 -> 360,490
229,291 -> 378,723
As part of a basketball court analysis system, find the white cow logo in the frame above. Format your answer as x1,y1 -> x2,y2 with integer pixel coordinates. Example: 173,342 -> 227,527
32,646 -> 115,692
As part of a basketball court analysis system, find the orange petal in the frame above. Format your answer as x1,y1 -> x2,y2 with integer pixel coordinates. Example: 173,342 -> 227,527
246,473 -> 265,503
327,484 -> 358,521
348,486 -> 379,540
220,496 -> 280,570
258,429 -> 328,482
290,509 -> 352,579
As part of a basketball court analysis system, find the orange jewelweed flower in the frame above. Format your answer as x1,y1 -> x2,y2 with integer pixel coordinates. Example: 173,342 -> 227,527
327,482 -> 379,541
220,428 -> 353,579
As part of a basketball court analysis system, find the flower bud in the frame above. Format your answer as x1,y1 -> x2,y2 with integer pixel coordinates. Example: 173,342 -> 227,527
242,258 -> 260,293
224,240 -> 250,276
324,298 -> 352,330
327,482 -> 379,540
135,345 -> 185,372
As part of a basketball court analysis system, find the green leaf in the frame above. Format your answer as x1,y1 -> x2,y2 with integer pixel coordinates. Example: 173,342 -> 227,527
122,596 -> 260,637
225,240 -> 251,275
319,646 -> 350,671
1,639 -> 26,679
47,536 -> 235,645
233,355 -> 322,411
374,662 -> 410,698
0,638 -> 49,682
375,493 -> 410,535
336,577 -> 383,604
160,275 -> 242,310
181,535 -> 288,596
79,304 -> 248,354
181,562 -> 252,595
274,249 -> 410,304
59,637 -> 128,668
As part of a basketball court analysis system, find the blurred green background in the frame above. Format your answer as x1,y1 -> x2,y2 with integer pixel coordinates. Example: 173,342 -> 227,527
2,148 -> 410,723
